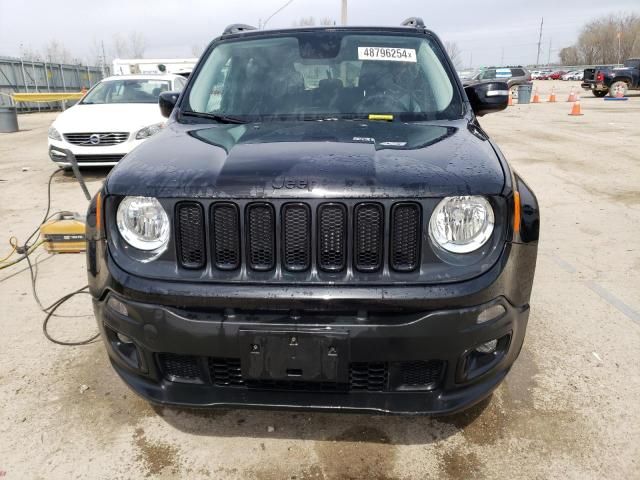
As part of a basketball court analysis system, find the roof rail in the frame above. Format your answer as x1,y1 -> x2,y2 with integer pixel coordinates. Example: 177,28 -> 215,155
222,24 -> 257,36
401,17 -> 425,28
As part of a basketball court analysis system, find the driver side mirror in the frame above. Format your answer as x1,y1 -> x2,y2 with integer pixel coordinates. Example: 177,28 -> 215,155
464,82 -> 509,117
159,91 -> 180,118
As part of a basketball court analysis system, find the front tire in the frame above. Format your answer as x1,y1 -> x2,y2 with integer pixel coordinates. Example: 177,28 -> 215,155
609,81 -> 628,98
592,90 -> 608,98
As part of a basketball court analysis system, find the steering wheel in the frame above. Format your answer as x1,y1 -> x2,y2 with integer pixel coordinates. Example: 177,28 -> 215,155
355,93 -> 407,114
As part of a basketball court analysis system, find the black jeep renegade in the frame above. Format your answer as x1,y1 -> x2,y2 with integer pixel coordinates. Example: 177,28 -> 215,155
86,18 -> 539,414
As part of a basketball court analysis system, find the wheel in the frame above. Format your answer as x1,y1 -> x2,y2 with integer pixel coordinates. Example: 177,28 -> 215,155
509,85 -> 519,100
592,90 -> 608,98
609,81 -> 628,98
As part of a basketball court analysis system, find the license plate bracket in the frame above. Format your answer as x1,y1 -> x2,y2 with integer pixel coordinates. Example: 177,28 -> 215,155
239,330 -> 349,383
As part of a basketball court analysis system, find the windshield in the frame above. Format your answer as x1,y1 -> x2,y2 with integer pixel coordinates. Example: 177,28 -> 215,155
82,79 -> 171,104
186,32 -> 462,122
623,59 -> 639,69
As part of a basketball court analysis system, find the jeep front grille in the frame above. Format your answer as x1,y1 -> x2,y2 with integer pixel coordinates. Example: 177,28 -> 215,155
173,200 -> 423,276
318,203 -> 347,272
176,202 -> 206,269
211,203 -> 241,270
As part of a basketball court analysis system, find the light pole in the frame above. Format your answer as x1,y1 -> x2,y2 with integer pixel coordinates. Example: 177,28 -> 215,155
341,0 -> 348,25
262,0 -> 295,29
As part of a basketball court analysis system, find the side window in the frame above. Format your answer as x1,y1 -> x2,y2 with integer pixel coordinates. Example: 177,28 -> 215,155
482,69 -> 496,80
511,68 -> 525,77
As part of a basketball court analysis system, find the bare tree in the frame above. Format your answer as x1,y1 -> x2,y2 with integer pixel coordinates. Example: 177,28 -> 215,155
112,33 -> 129,58
292,16 -> 316,27
444,41 -> 463,69
191,44 -> 205,57
560,12 -> 640,65
128,31 -> 146,58
44,40 -> 71,64
319,17 -> 335,26
559,46 -> 580,66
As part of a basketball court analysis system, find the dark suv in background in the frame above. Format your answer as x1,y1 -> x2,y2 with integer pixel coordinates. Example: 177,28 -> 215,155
463,66 -> 531,98
86,18 -> 539,415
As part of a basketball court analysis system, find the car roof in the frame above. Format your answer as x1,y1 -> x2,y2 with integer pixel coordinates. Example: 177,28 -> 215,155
102,74 -> 180,82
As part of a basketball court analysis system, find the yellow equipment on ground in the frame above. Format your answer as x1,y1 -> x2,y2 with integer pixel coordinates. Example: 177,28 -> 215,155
40,212 -> 86,253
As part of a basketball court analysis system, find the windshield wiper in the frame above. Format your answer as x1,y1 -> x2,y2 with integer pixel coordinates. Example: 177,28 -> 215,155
181,111 -> 249,124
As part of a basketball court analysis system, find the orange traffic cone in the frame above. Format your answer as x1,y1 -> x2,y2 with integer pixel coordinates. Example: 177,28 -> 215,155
548,87 -> 556,103
508,91 -> 514,106
532,89 -> 540,103
567,89 -> 577,102
569,97 -> 583,116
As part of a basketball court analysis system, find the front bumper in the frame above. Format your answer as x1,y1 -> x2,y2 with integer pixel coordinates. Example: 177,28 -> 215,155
581,81 -> 608,91
48,138 -> 143,167
94,256 -> 529,414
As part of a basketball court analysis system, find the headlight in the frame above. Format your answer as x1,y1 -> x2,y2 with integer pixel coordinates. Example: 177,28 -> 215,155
48,126 -> 62,141
135,122 -> 164,140
429,196 -> 494,254
116,196 -> 170,252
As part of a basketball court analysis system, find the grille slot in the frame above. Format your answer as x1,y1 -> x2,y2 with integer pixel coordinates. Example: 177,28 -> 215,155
176,202 -> 206,269
318,203 -> 347,272
390,203 -> 421,272
349,362 -> 388,391
63,132 -> 129,146
158,353 -> 203,381
396,360 -> 444,389
211,203 -> 241,270
354,203 -> 384,272
208,358 -> 244,386
282,203 -> 311,271
246,203 -> 276,271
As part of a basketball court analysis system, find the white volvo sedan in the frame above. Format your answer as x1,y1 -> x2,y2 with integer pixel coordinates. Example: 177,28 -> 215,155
48,74 -> 186,167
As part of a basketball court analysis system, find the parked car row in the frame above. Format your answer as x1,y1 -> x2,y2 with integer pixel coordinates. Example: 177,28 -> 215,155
531,69 -> 583,81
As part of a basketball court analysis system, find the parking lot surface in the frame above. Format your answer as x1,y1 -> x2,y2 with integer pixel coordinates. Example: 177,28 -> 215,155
1,80 -> 639,479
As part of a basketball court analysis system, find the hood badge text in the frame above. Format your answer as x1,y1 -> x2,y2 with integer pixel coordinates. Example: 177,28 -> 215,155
272,177 -> 316,191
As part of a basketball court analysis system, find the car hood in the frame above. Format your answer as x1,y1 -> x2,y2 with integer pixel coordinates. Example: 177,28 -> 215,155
106,119 -> 506,198
52,103 -> 164,133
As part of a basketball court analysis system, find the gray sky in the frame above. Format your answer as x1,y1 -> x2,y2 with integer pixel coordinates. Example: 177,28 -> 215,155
1,0 -> 638,67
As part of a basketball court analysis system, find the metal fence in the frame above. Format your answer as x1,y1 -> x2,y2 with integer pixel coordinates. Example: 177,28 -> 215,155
0,56 -> 110,112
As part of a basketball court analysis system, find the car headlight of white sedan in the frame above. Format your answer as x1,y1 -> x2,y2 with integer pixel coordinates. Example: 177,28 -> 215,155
48,126 -> 62,141
135,122 -> 165,140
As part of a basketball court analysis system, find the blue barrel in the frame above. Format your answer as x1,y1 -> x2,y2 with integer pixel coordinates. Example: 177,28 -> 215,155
517,83 -> 533,104
0,106 -> 19,133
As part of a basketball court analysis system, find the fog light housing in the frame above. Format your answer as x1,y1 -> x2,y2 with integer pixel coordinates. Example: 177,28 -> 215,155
477,304 -> 506,324
458,333 -> 512,383
475,339 -> 498,353
107,296 -> 128,316
116,332 -> 133,344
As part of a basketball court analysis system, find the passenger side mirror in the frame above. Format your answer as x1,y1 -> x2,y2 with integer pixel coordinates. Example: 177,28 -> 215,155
464,82 -> 509,117
159,91 -> 180,118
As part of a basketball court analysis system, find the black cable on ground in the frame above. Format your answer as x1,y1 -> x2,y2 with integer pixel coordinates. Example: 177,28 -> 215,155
42,285 -> 100,346
2,166 -> 100,346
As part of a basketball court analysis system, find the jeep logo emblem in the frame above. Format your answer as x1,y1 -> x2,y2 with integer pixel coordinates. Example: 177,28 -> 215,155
272,177 -> 316,191
89,134 -> 101,145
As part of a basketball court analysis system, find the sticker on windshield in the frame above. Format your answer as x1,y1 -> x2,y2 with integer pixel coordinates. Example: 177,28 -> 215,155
358,47 -> 417,63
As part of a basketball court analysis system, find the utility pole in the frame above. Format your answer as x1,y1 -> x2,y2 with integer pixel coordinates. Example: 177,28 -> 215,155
617,31 -> 622,65
341,0 -> 348,25
501,47 -> 504,65
101,40 -> 107,77
547,37 -> 552,65
535,17 -> 544,66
